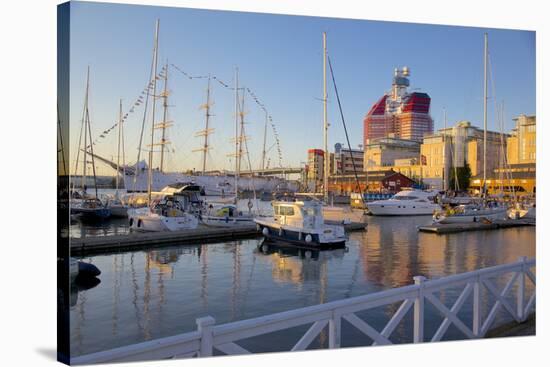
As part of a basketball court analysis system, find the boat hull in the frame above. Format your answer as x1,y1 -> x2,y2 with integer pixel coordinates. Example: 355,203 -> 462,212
201,215 -> 255,227
129,212 -> 199,231
434,208 -> 508,224
367,203 -> 439,216
254,220 -> 346,249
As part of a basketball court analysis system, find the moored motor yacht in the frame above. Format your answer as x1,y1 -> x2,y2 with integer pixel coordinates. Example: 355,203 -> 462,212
254,199 -> 346,248
366,189 -> 441,216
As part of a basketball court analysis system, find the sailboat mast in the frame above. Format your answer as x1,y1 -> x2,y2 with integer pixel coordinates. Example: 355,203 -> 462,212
234,67 -> 239,196
147,19 -> 160,205
116,98 -> 122,194
159,60 -> 169,173
443,108 -> 447,191
261,109 -> 268,171
202,75 -> 211,174
322,32 -> 329,203
82,66 -> 90,191
483,32 -> 488,195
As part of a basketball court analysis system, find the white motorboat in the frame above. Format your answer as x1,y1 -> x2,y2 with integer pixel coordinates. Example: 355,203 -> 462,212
433,203 -> 508,224
254,199 -> 346,248
367,189 -> 441,216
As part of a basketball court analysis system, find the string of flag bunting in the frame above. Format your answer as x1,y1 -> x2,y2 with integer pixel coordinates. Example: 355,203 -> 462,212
89,63 -> 284,168
169,63 -> 284,168
86,64 -> 168,150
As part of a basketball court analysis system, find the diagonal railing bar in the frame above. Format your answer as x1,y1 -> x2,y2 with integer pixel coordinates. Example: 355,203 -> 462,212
524,293 -> 536,318
525,268 -> 536,285
425,290 -> 475,339
215,342 -> 252,355
483,274 -> 520,322
373,298 -> 414,346
291,320 -> 329,351
480,272 -> 520,336
430,283 -> 474,341
343,313 -> 392,345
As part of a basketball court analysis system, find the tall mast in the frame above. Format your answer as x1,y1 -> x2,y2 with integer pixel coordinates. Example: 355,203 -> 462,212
322,32 -> 329,203
147,19 -> 160,205
443,108 -> 447,191
261,109 -> 268,171
116,98 -> 122,195
483,32 -> 488,196
159,60 -> 170,173
234,67 -> 239,197
194,75 -> 213,174
82,66 -> 90,191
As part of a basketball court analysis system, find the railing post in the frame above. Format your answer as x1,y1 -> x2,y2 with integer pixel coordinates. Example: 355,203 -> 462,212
197,316 -> 216,357
413,276 -> 426,343
517,256 -> 527,322
328,310 -> 341,349
472,276 -> 482,337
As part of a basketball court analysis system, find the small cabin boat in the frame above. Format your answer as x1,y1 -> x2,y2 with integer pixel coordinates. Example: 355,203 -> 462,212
254,200 -> 346,249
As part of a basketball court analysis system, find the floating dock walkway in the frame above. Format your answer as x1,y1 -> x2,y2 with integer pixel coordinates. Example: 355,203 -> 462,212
418,219 -> 534,234
71,221 -> 367,256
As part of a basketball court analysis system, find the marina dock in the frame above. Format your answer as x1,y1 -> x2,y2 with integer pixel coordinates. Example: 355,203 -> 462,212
418,219 -> 535,234
71,221 -> 367,256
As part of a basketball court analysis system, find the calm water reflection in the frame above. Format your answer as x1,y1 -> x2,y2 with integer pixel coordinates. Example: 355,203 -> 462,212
70,215 -> 535,356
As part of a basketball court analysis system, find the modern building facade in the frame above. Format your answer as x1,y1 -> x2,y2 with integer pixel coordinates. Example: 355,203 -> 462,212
364,137 -> 420,169
333,143 -> 364,175
306,149 -> 325,192
507,114 -> 536,164
363,67 -> 434,145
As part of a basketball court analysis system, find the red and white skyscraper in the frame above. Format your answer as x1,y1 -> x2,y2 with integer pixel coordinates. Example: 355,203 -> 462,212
363,67 -> 433,145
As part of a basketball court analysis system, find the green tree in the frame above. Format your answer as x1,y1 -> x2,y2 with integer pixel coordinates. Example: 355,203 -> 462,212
449,162 -> 472,191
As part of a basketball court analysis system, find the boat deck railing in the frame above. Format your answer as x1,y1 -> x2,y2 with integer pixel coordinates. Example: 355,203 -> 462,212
71,257 -> 535,364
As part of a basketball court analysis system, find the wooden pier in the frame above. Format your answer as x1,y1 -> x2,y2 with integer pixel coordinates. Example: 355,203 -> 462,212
418,219 -> 534,234
71,221 -> 367,256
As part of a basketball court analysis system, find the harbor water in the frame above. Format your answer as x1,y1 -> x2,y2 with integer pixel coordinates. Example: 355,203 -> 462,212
69,199 -> 535,357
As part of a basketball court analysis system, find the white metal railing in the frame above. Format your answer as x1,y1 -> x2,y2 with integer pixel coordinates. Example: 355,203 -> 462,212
72,257 -> 535,364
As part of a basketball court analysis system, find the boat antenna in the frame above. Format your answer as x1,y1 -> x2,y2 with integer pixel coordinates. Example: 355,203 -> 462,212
327,55 -> 366,209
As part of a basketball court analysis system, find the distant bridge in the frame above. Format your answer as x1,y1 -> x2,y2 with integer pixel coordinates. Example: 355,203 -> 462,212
238,167 -> 304,176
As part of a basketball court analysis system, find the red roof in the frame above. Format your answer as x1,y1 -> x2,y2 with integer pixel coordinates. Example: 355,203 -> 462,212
367,95 -> 387,116
402,92 -> 431,114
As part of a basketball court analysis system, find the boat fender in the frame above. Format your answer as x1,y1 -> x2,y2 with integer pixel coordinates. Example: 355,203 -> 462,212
262,227 -> 269,236
137,219 -> 142,228
78,261 -> 101,277
305,234 -> 312,243
256,224 -> 261,231
129,218 -> 134,227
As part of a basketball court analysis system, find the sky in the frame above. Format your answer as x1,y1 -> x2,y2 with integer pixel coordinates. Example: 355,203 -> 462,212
67,1 -> 536,176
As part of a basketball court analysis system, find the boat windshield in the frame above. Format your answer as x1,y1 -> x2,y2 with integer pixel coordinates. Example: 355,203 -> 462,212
302,206 -> 320,217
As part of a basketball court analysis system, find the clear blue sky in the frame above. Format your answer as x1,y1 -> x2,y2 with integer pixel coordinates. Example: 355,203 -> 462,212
68,1 -> 535,175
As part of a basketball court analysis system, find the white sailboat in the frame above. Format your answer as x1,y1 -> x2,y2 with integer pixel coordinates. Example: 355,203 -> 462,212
127,19 -> 198,232
433,33 -> 507,224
